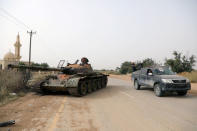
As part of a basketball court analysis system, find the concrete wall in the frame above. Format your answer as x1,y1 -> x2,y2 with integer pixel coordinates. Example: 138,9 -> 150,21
0,60 -> 19,70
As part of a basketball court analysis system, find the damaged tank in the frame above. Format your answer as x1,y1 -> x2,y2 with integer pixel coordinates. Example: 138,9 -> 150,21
8,57 -> 108,96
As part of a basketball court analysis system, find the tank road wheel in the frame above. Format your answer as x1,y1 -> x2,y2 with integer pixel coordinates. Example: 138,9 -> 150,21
40,82 -> 50,94
97,79 -> 102,89
102,77 -> 107,88
79,81 -> 87,96
92,80 -> 97,91
87,80 -> 92,93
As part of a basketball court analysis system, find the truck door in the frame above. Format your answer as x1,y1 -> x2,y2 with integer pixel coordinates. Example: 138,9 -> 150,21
139,68 -> 147,86
146,69 -> 154,87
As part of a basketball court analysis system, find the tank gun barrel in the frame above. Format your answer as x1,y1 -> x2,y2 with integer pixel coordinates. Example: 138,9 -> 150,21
7,64 -> 87,74
8,64 -> 65,72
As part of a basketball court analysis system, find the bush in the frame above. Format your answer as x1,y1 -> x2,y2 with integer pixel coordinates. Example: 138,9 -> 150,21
165,51 -> 196,73
141,58 -> 155,67
119,62 -> 133,74
32,62 -> 49,68
119,58 -> 156,74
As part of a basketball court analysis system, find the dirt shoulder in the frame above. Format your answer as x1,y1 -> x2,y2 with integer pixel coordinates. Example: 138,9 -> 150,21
109,74 -> 132,81
109,74 -> 197,94
0,92 -> 65,131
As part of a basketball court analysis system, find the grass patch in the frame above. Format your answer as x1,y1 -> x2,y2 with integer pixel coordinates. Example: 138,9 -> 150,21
179,71 -> 197,83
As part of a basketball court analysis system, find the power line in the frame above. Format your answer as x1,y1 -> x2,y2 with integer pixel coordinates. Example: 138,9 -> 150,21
0,8 -> 31,30
0,13 -> 28,31
0,8 -> 30,29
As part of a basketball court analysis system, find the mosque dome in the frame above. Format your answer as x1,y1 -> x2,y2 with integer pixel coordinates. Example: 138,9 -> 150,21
4,51 -> 16,61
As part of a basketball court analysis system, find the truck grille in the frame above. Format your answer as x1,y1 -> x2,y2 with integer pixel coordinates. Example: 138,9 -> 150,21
166,83 -> 187,88
172,80 -> 186,83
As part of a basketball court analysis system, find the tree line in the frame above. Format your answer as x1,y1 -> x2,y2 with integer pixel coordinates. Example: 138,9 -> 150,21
19,62 -> 49,68
118,51 -> 196,74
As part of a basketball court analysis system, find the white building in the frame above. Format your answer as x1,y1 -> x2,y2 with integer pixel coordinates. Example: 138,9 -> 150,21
0,33 -> 22,70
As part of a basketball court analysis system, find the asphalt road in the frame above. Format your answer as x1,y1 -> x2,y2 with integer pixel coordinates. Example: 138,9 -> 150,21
0,78 -> 197,131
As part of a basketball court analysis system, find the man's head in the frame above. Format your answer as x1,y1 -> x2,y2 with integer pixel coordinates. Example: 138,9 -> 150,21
81,57 -> 89,65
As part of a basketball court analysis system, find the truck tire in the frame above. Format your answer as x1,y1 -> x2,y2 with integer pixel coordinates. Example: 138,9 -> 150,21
154,84 -> 164,97
134,80 -> 140,90
177,91 -> 187,96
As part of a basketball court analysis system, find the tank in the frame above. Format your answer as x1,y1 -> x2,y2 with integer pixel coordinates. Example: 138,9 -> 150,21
8,57 -> 108,96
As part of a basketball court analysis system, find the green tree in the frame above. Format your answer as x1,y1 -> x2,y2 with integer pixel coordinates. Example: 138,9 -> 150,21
119,61 -> 132,74
40,63 -> 49,68
32,63 -> 40,66
142,58 -> 155,67
32,62 -> 49,68
19,62 -> 25,65
115,67 -> 120,72
119,58 -> 156,74
165,51 -> 196,73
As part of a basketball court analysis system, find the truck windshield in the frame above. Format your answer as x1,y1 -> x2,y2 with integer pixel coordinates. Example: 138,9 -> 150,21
154,67 -> 175,75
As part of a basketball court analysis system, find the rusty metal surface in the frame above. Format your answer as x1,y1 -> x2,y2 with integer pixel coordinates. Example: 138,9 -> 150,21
8,58 -> 108,96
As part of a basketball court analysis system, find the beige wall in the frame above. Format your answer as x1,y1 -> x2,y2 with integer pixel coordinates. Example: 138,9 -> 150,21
0,60 -> 19,70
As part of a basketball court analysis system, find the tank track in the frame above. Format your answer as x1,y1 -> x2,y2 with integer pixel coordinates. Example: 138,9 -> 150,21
68,75 -> 108,96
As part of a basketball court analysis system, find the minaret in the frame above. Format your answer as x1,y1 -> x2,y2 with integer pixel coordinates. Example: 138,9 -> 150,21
14,33 -> 22,61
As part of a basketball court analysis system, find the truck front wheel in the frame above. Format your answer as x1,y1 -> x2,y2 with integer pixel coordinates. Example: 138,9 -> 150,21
134,80 -> 140,90
154,84 -> 164,97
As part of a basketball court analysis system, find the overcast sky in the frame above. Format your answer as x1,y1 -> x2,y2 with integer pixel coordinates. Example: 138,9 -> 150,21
0,0 -> 197,69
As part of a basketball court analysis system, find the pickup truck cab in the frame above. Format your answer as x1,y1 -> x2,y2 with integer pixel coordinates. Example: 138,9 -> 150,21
131,66 -> 191,97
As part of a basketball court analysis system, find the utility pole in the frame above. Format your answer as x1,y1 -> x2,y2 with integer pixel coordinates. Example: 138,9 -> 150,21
27,30 -> 36,66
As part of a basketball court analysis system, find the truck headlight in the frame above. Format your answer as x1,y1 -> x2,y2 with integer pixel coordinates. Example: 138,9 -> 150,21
161,79 -> 173,83
186,79 -> 190,83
